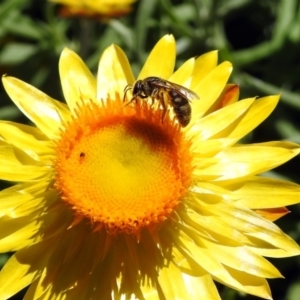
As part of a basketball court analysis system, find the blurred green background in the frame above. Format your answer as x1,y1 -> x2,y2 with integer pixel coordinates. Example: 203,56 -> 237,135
1,0 -> 300,299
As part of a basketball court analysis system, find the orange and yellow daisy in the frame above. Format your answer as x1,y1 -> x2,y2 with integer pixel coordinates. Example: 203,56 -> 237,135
1,35 -> 300,299
50,0 -> 136,19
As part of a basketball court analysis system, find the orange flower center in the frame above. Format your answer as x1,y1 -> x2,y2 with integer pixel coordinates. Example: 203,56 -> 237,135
54,96 -> 193,234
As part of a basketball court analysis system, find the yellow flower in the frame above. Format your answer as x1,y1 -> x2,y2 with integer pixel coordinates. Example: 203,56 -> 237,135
1,35 -> 300,300
50,0 -> 136,19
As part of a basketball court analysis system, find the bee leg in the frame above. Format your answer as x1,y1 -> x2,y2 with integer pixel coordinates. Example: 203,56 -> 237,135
150,88 -> 159,106
150,97 -> 155,106
160,92 -> 168,124
123,96 -> 138,107
161,107 -> 168,124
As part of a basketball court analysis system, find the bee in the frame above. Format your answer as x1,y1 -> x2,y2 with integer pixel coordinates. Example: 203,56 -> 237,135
123,76 -> 199,127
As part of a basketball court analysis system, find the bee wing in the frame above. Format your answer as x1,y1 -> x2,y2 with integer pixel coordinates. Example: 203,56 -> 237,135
154,80 -> 200,100
176,86 -> 200,100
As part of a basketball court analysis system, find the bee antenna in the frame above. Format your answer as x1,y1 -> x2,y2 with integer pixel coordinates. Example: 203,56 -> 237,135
123,84 -> 132,102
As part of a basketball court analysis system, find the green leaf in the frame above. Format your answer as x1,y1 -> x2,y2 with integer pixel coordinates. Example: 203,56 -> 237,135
0,43 -> 37,65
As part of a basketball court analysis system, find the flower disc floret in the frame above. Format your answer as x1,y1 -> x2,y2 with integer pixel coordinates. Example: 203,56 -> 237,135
55,97 -> 193,233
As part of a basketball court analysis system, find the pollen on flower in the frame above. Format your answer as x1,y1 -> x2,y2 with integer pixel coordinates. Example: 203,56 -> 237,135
54,94 -> 193,234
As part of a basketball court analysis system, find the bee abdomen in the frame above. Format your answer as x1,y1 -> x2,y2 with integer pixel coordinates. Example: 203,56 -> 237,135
173,102 -> 191,127
168,91 -> 191,127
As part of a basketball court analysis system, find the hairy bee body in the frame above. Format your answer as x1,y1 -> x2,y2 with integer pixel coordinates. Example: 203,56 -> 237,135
123,76 -> 199,127
168,89 -> 192,127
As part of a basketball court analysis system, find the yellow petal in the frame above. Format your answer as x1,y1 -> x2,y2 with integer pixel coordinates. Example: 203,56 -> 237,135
0,184 -> 32,216
0,121 -> 53,161
228,95 -> 279,139
177,234 -> 246,291
0,141 -> 50,181
158,262 -> 189,299
23,275 -> 48,300
140,285 -> 160,300
178,231 -> 273,298
201,239 -> 282,278
188,97 -> 255,141
97,44 -> 135,101
195,142 -> 300,180
169,57 -> 195,85
0,215 -> 40,252
138,35 -> 176,79
214,203 -> 300,255
2,76 -> 69,139
158,263 -> 220,300
3,190 -> 49,219
185,205 -> 253,245
205,84 -> 240,115
59,48 -> 97,112
158,262 -> 220,299
227,176 -> 300,208
182,273 -> 221,300
218,268 -> 272,299
190,188 -> 300,256
189,61 -> 233,126
161,249 -> 220,300
191,50 -> 218,89
0,253 -> 37,298
0,191 -> 40,218
250,244 -> 300,258
0,181 -> 48,216
191,138 -> 238,157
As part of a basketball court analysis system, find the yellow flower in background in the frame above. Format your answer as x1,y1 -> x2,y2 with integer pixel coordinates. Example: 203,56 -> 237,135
1,35 -> 300,299
50,0 -> 136,18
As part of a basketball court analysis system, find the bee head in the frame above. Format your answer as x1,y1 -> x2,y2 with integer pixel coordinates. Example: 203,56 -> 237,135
132,80 -> 143,97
